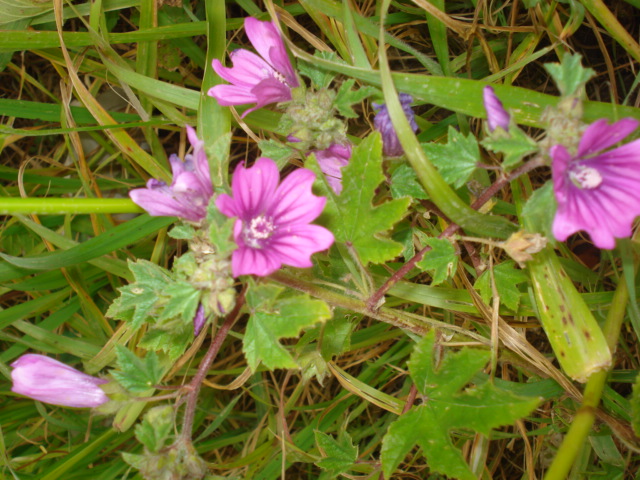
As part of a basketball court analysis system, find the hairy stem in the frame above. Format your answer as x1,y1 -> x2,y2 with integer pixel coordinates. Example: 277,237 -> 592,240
180,294 -> 244,441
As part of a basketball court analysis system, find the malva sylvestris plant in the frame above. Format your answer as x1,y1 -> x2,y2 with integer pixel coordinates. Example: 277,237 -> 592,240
6,7 -> 640,480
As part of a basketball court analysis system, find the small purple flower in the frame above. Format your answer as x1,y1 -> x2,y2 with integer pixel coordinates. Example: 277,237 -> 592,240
552,118 -> 640,249
216,157 -> 334,277
313,143 -> 352,195
193,303 -> 206,336
11,354 -> 108,408
483,86 -> 510,132
208,17 -> 299,117
373,94 -> 418,157
130,126 -> 213,222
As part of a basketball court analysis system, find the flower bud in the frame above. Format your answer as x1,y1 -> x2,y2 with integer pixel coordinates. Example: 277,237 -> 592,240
483,86 -> 510,132
373,93 -> 418,157
11,354 -> 108,408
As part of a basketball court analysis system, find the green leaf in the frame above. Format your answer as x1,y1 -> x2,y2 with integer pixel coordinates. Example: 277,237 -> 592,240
134,406 -> 174,453
474,261 -> 528,311
325,132 -> 410,265
314,430 -> 358,473
106,260 -> 173,330
0,215 -> 173,271
481,127 -> 539,170
416,238 -> 458,286
320,312 -> 354,360
381,331 -> 540,479
630,375 -> 640,436
334,79 -> 379,118
257,139 -> 296,167
390,164 -> 428,200
207,204 -> 238,258
158,282 -> 201,324
421,126 -> 479,188
139,326 -> 192,362
521,180 -> 556,239
298,51 -> 340,89
244,283 -> 332,371
544,53 -> 595,97
113,346 -> 164,394
168,224 -> 195,240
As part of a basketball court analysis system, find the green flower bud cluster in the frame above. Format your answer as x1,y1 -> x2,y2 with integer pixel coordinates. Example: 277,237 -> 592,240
282,86 -> 348,151
124,437 -> 209,480
540,95 -> 584,156
182,233 -> 236,318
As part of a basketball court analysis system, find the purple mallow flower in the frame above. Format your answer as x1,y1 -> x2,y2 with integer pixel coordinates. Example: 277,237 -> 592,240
209,17 -> 299,117
216,157 -> 334,277
373,94 -> 418,157
552,118 -> 640,249
11,354 -> 108,408
130,126 -> 212,222
313,143 -> 352,195
483,86 -> 510,132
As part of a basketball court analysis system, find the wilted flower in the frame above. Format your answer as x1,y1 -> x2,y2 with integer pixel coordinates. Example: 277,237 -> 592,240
313,143 -> 352,194
483,86 -> 510,132
552,118 -> 640,249
502,231 -> 547,267
373,93 -> 418,157
130,126 -> 212,222
209,17 -> 299,117
11,354 -> 108,408
216,157 -> 334,277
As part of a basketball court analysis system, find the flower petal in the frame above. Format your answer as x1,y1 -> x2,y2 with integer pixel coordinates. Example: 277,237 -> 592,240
244,17 -> 297,85
269,168 -> 326,225
269,224 -> 335,267
577,118 -> 639,157
208,84 -> 258,106
231,157 -> 280,218
231,246 -> 282,276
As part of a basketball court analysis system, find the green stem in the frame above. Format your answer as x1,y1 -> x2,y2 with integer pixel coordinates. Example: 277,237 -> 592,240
0,197 -> 143,214
543,276 -> 629,480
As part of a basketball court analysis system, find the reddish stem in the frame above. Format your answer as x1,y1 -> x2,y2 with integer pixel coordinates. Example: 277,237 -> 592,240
180,290 -> 245,441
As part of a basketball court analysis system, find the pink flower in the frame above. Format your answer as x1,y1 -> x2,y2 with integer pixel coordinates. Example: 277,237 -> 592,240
11,354 -> 108,408
552,118 -> 640,249
483,86 -> 510,132
216,157 -> 334,276
373,94 -> 418,157
313,143 -> 352,194
208,18 -> 299,117
130,126 -> 212,222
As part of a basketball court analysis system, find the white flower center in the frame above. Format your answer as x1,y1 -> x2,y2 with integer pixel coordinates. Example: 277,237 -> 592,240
243,215 -> 275,248
568,164 -> 602,189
